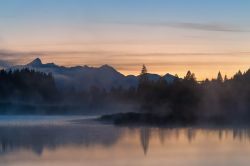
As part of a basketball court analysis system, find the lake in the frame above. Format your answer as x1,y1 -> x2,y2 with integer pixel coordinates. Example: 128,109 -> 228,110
0,116 -> 250,166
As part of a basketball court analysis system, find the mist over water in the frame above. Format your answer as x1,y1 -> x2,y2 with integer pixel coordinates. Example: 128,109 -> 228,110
1,116 -> 250,166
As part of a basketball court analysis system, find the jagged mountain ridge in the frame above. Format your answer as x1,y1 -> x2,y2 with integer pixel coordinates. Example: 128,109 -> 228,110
9,58 -> 176,90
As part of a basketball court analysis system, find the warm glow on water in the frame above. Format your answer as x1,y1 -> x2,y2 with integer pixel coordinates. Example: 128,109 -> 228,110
0,117 -> 250,166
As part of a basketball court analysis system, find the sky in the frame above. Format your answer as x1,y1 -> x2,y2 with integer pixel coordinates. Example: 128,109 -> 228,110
0,0 -> 250,79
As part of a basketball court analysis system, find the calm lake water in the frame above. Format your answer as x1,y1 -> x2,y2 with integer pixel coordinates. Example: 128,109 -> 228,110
0,116 -> 250,166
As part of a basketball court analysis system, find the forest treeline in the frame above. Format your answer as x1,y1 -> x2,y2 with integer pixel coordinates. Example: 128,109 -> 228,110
1,67 -> 250,124
0,69 -> 58,102
132,65 -> 250,124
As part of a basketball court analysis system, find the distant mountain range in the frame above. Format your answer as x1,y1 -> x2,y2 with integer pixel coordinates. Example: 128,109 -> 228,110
9,58 -> 176,91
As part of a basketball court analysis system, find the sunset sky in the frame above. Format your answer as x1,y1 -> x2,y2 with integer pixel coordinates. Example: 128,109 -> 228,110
0,0 -> 250,79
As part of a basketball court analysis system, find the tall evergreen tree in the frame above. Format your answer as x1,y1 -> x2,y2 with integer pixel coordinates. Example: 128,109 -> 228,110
139,64 -> 149,83
184,70 -> 196,81
217,71 -> 223,83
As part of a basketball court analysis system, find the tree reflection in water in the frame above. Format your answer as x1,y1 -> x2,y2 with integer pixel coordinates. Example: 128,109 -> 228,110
140,127 -> 151,155
1,122 -> 250,156
0,123 -> 123,155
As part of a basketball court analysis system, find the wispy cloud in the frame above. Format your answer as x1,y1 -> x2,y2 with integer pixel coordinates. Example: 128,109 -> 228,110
1,49 -> 250,60
1,49 -> 250,59
1,49 -> 250,69
0,49 -> 38,58
0,49 -> 39,67
167,22 -> 248,32
109,21 -> 249,32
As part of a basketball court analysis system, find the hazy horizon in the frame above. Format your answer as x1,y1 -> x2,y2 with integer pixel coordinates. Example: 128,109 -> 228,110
6,57 -> 248,81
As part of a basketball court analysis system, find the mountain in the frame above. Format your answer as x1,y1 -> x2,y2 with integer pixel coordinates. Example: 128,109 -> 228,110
9,58 -> 176,91
163,73 -> 176,82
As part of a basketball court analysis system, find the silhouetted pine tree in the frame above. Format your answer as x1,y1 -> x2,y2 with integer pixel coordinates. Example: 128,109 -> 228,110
217,71 -> 223,83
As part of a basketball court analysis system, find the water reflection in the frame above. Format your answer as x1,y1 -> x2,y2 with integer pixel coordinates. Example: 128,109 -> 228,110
1,120 -> 250,165
0,122 -> 122,156
1,123 -> 250,156
140,128 -> 151,155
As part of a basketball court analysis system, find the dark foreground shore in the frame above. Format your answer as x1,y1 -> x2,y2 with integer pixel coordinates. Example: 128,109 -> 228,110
99,112 -> 250,127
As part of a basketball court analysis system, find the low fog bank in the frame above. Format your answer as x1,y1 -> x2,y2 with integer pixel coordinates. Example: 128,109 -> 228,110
118,69 -> 250,126
0,101 -> 139,115
0,69 -> 139,115
100,67 -> 250,126
2,67 -> 250,126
